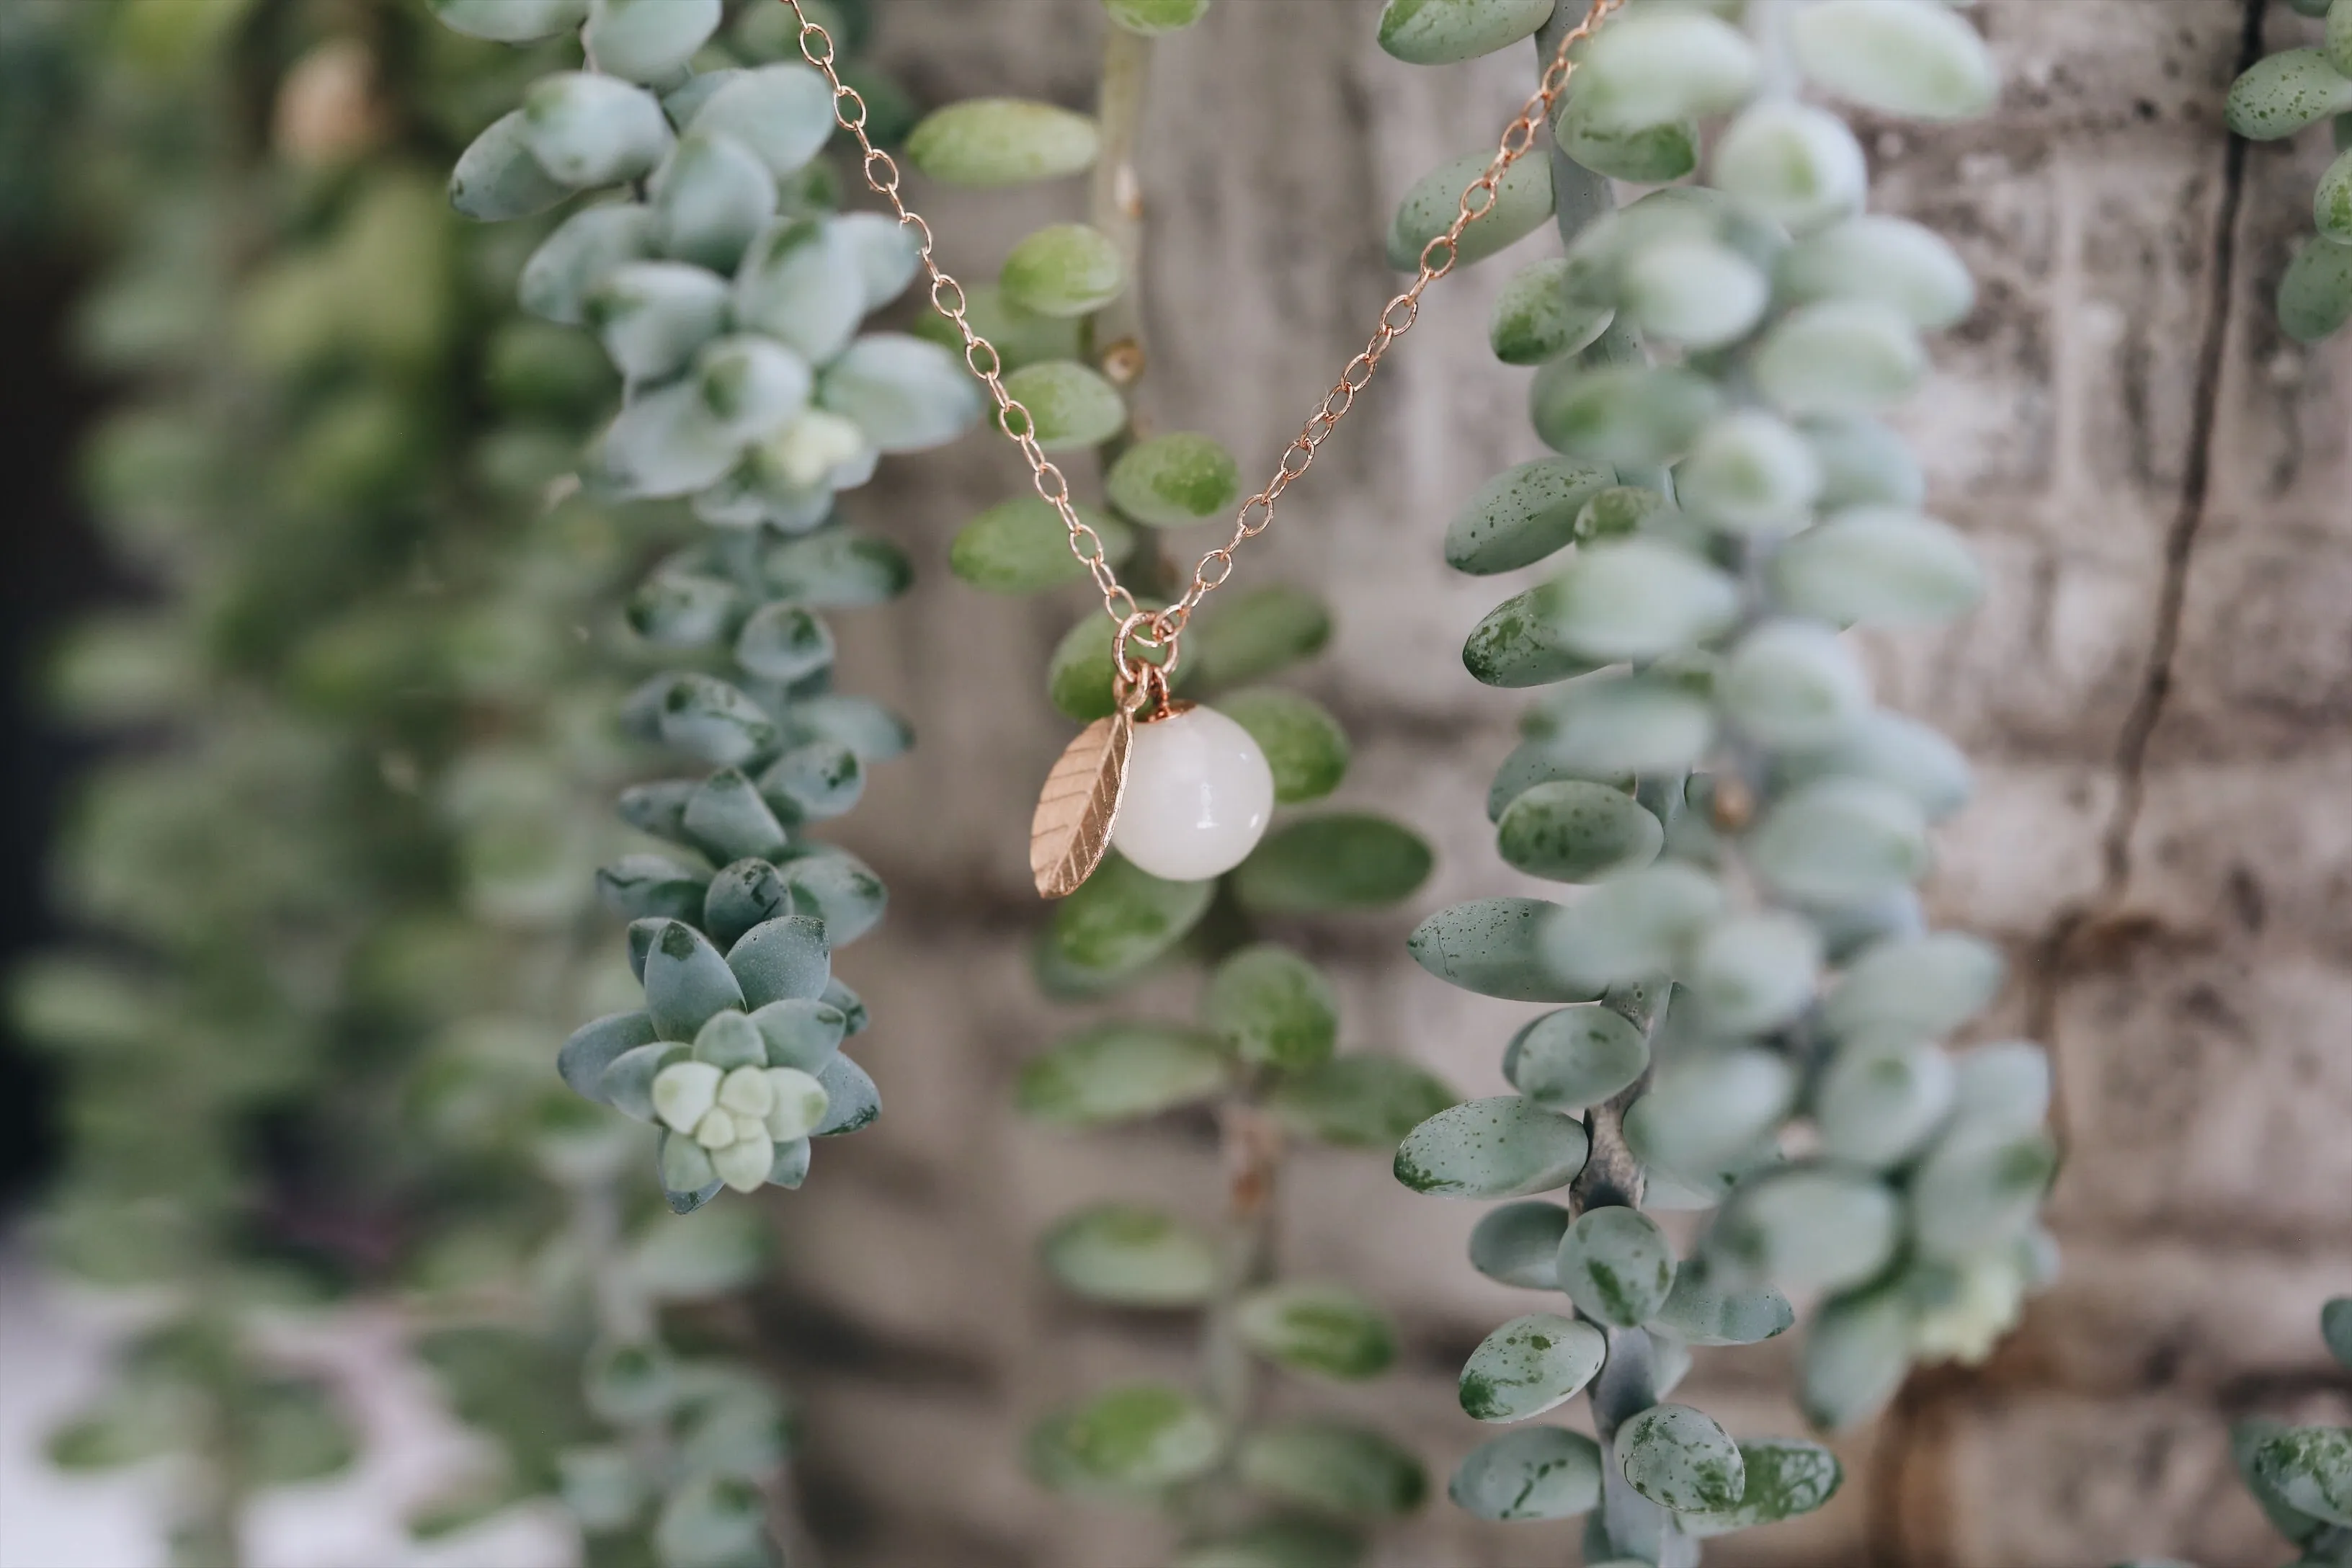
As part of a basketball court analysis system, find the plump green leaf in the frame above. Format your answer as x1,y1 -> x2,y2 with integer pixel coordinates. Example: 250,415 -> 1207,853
950,496 -> 1128,594
1949,1041 -> 2052,1136
450,110 -> 569,222
651,131 -> 775,275
1407,898 -> 1601,1003
1459,1313 -> 1605,1422
1777,708 -> 1971,821
2316,145 -> 2352,245
1001,360 -> 1128,450
1711,102 -> 1867,232
1754,301 -> 1927,418
1106,431 -> 1242,529
1232,814 -> 1433,914
1491,258 -> 1615,367
1236,1285 -> 1398,1380
1377,0 -> 1552,65
1778,215 -> 1975,329
811,1051 -> 880,1136
520,74 -> 672,188
1030,1385 -> 1222,1494
1554,107 -> 1701,184
1749,777 -> 1931,905
1188,584 -> 1332,687
2278,234 -> 2352,343
1265,1056 -> 1458,1148
1618,1402 -> 1745,1513
1822,931 -> 2003,1048
561,1011 -> 660,1103
1817,1043 -> 1957,1170
520,204 -> 656,326
1394,1096 -> 1589,1198
1038,852 -> 1213,988
1570,8 -> 1760,133
1518,674 -> 1715,778
1625,1048 -> 1795,1185
1541,863 -> 1724,995
1801,1283 -> 1914,1430
1541,540 -> 1740,662
908,98 -> 1101,187
1041,1205 -> 1218,1306
1017,1020 -> 1231,1126
1444,457 -> 1618,574
735,602 -> 835,685
2322,1298 -> 2352,1373
1205,944 -> 1340,1072
1709,1166 -> 1900,1294
1531,362 -> 1721,468
819,333 -> 985,453
2227,48 -> 2352,141
1001,223 -> 1127,318
1219,687 -> 1350,803
1388,149 -> 1553,271
584,0 -> 719,84
1462,584 -> 1608,689
1682,1438 -> 1844,1536
1805,414 -> 1927,510
685,65 -> 835,179
599,855 -> 708,923
1685,911 -> 1822,1035
587,260 -> 730,383
726,914 -> 831,1008
1503,1004 -> 1649,1113
1654,1257 -> 1795,1348
1771,507 -> 1984,627
1721,620 -> 1871,749
1678,411 -> 1822,534
644,920 -> 747,1039
1448,1427 -> 1603,1521
1791,0 -> 1998,122
734,217 -> 863,362
1239,1422 -> 1427,1518
762,530 -> 911,608
1467,1202 -> 1571,1289
1908,1123 -> 2056,1260
1556,1206 -> 1677,1328
1497,780 -> 1662,884
784,695 -> 910,762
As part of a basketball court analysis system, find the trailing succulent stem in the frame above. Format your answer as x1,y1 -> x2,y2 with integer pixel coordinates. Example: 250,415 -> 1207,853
2230,0 -> 2352,342
913,2 -> 1446,1559
1381,0 -> 2057,1555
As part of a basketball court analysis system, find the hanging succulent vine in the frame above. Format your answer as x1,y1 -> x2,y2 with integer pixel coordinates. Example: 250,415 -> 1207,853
1373,0 -> 2059,1557
2230,0 -> 2352,342
437,0 -> 986,1212
896,1 -> 1451,1558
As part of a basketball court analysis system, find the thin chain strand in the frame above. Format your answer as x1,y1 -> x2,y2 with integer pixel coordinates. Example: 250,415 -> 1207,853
780,0 -> 1623,655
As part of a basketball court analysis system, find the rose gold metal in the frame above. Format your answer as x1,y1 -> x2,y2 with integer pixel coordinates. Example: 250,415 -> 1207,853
1030,710 -> 1133,899
777,0 -> 1623,659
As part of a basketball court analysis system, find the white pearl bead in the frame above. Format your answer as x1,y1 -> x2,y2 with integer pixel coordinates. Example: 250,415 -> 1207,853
1111,703 -> 1275,882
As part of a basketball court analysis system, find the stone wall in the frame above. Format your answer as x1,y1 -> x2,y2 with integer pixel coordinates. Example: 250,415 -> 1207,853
769,3 -> 2352,1564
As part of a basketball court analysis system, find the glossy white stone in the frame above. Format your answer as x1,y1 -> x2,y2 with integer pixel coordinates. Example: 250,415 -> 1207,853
1111,703 -> 1275,882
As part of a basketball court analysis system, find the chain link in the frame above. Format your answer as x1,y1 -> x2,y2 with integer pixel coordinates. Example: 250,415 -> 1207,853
780,0 -> 1624,657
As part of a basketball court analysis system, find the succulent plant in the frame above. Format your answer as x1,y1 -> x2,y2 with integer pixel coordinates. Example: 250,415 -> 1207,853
2230,0 -> 2352,340
1377,0 -> 2056,1556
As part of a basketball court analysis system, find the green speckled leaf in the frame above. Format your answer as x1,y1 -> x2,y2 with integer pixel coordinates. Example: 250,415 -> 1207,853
1219,687 -> 1350,803
1041,1205 -> 1218,1307
1205,944 -> 1340,1072
1265,1056 -> 1459,1149
1448,1426 -> 1602,1521
1554,1206 -> 1676,1329
1496,780 -> 1662,883
1232,814 -> 1433,914
1458,1313 -> 1605,1422
1106,431 -> 1242,528
907,98 -> 1100,186
1503,1004 -> 1650,1113
1236,1284 -> 1398,1381
1681,1438 -> 1844,1536
1038,852 -> 1215,987
1238,1421 -> 1427,1518
1016,1020 -> 1231,1126
1394,1096 -> 1588,1199
1618,1402 -> 1745,1514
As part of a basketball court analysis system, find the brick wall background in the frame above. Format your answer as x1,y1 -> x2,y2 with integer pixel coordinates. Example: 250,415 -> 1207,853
767,3 -> 2352,1564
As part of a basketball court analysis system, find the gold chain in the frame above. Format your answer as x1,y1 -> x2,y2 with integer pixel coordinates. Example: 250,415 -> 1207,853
778,0 -> 1625,662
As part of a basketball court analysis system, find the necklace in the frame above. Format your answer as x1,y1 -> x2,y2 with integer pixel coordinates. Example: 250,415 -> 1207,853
778,0 -> 1625,896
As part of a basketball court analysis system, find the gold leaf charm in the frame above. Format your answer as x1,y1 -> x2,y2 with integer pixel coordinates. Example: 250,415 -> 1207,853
1030,710 -> 1132,899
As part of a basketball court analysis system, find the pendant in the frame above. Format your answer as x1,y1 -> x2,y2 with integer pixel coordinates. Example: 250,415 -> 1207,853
1030,699 -> 1275,897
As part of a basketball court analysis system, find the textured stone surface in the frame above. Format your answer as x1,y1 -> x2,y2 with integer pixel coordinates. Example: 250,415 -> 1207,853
771,3 -> 2352,1564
